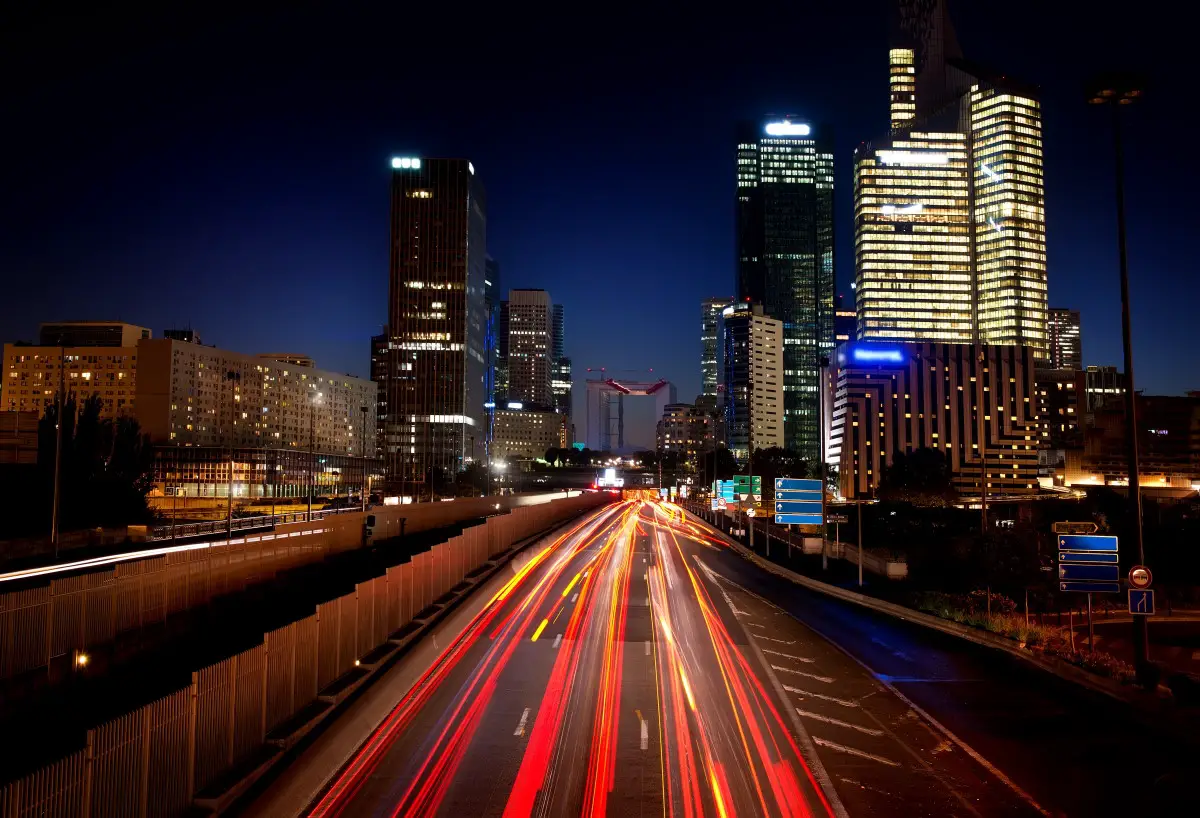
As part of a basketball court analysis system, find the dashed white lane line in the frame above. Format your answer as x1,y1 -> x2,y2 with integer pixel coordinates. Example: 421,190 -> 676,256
514,708 -> 531,737
571,594 -> 578,603
644,640 -> 651,656
755,635 -> 796,645
745,621 -> 766,629
761,647 -> 815,663
783,684 -> 859,708
771,665 -> 835,684
796,709 -> 884,737
812,737 -> 900,767
640,718 -> 649,750
552,633 -> 562,649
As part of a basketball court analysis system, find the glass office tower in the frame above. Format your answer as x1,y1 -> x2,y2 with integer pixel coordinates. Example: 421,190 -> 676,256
736,118 -> 834,461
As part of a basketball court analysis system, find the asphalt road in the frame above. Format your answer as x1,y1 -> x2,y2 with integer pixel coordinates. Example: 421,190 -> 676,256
248,501 -> 1199,817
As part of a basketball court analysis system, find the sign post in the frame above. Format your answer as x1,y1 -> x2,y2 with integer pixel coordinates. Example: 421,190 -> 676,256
1057,532 -> 1120,651
774,478 -> 823,526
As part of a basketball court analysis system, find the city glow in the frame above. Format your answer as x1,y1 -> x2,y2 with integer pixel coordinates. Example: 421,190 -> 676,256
764,121 -> 811,136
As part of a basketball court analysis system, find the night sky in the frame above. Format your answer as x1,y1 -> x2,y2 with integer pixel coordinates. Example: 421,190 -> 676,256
2,2 -> 1195,448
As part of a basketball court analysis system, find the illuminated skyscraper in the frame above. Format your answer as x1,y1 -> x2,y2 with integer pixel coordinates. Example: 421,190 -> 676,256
857,2 -> 1049,358
736,118 -> 835,460
701,297 -> 731,398
1047,308 -> 1082,371
505,289 -> 553,407
386,156 -> 487,498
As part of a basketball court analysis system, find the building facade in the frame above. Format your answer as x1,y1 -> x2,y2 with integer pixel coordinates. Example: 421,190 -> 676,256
721,304 -> 786,461
1047,308 -> 1082,371
736,118 -> 835,460
701,297 -> 732,398
829,341 -> 1041,499
857,4 -> 1049,358
491,405 -> 567,462
505,289 -> 553,406
38,321 -> 150,348
834,293 -> 856,344
656,402 -> 712,469
370,330 -> 389,460
3,343 -> 140,417
0,410 -> 38,466
385,156 -> 487,497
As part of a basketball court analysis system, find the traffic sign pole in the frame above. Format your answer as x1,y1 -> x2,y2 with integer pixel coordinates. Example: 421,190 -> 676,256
1087,593 -> 1095,655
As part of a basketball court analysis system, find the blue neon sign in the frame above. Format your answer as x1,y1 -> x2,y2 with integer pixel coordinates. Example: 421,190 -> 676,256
852,347 -> 904,363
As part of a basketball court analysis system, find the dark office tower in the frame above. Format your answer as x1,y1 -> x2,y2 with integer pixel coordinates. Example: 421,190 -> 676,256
484,257 -> 502,404
551,304 -> 565,361
386,156 -> 487,498
736,117 -> 835,461
892,0 -> 963,117
701,298 -> 732,398
1047,308 -> 1082,371
549,304 -> 572,422
371,330 -> 389,460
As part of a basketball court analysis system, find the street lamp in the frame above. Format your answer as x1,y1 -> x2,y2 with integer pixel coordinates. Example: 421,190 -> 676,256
308,389 -> 323,521
225,370 -> 241,538
1087,72 -> 1150,678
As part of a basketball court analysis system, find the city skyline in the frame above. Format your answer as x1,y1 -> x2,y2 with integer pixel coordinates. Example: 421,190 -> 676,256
1,2 -> 1196,452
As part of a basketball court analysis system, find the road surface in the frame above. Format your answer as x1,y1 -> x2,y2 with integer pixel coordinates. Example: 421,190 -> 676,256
248,499 -> 1187,817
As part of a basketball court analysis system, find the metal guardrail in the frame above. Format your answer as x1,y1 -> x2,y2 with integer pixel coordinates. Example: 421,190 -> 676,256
147,506 -> 363,541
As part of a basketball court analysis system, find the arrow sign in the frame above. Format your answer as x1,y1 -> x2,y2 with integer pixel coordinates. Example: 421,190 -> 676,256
1058,551 -> 1118,564
1060,581 -> 1121,593
1128,589 -> 1155,615
1053,521 -> 1099,535
776,501 -> 822,514
1057,534 -> 1118,552
776,478 -> 822,492
776,513 -> 823,525
1059,563 -> 1120,582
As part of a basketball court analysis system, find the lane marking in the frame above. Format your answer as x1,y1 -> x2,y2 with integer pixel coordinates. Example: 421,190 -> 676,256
761,648 -> 815,663
552,633 -> 562,649
755,635 -> 796,645
641,718 -> 649,750
783,684 -> 859,708
644,640 -> 651,656
745,621 -> 766,629
812,737 -> 899,767
514,708 -> 531,736
571,593 -> 578,603
530,619 -> 549,642
771,665 -> 834,684
876,675 -> 980,683
796,709 -> 884,736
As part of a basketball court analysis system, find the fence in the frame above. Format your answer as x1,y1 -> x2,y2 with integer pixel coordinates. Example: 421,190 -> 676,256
0,492 -> 583,683
0,493 -> 607,817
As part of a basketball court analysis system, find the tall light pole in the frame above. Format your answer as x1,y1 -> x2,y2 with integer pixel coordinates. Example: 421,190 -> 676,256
308,390 -> 322,521
225,370 -> 240,538
51,337 -> 66,556
1088,73 -> 1150,675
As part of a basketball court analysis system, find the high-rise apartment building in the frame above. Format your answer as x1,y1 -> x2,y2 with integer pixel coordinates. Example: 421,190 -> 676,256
386,156 -> 487,497
1047,308 -> 1082,371
736,118 -> 834,460
858,1 -> 1049,357
701,298 -> 731,398
721,304 -> 785,461
505,289 -> 553,407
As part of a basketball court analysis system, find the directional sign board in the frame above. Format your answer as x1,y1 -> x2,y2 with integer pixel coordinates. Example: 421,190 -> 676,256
1057,534 -> 1120,593
827,514 -> 849,524
1128,589 -> 1155,616
775,478 -> 823,525
1053,521 -> 1099,535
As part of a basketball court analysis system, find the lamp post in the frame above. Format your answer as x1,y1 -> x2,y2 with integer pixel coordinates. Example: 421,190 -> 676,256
225,370 -> 240,538
308,390 -> 322,521
1088,73 -> 1150,676
51,337 -> 65,556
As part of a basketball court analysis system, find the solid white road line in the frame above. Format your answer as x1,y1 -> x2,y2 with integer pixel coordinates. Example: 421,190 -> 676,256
514,708 -> 531,737
640,719 -> 649,750
796,709 -> 883,736
552,634 -> 562,649
783,684 -> 859,708
761,648 -> 815,663
812,737 -> 900,767
771,665 -> 835,684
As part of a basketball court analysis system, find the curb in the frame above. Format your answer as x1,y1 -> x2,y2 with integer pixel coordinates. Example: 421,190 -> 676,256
679,507 -> 1185,715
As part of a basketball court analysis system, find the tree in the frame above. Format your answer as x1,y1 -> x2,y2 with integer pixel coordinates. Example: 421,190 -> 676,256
697,447 -> 737,483
877,447 -> 959,507
456,462 -> 488,496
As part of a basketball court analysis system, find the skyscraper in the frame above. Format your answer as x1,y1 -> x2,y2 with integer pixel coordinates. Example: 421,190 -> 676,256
858,1 -> 1049,357
701,297 -> 731,398
550,303 -> 572,426
505,289 -> 553,406
1047,308 -> 1082,371
736,118 -> 835,460
386,156 -> 487,497
721,303 -> 785,462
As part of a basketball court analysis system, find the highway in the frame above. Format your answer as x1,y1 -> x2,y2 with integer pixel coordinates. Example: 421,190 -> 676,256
247,498 -> 1185,817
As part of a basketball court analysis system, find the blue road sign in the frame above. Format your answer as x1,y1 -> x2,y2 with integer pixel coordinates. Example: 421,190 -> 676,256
775,513 -> 823,525
1128,589 -> 1155,615
775,501 -> 823,514
776,490 -> 822,502
1059,563 -> 1120,582
1058,551 -> 1119,564
1059,580 -> 1121,593
775,478 -> 822,492
1057,534 -> 1118,552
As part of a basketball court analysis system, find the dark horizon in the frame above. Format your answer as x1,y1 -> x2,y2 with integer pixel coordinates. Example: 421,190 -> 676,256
2,1 -> 1196,445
